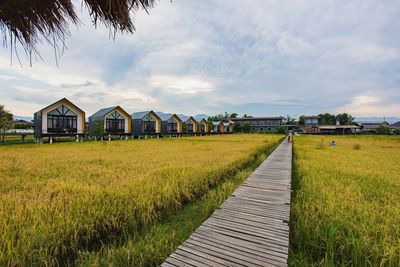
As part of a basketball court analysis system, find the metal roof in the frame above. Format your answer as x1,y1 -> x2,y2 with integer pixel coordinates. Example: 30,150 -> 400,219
36,97 -> 85,114
230,116 -> 284,121
212,121 -> 223,126
89,106 -> 117,118
131,111 -> 152,119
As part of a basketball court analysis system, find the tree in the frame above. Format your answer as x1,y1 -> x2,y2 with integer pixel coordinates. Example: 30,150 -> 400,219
285,115 -> 297,125
376,125 -> 390,135
336,113 -> 354,125
230,113 -> 238,118
276,125 -> 286,134
393,128 -> 400,135
241,122 -> 251,133
0,0 -> 158,61
0,105 -> 13,142
298,116 -> 305,125
91,120 -> 104,139
318,113 -> 336,125
233,123 -> 242,132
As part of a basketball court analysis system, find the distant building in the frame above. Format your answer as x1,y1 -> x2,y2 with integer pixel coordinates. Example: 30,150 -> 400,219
34,98 -> 85,142
198,118 -> 210,133
230,117 -> 284,132
131,111 -> 162,137
223,122 -> 234,133
355,121 -> 390,133
212,121 -> 224,133
390,121 -> 400,129
184,117 -> 200,134
157,113 -> 183,136
89,106 -> 132,138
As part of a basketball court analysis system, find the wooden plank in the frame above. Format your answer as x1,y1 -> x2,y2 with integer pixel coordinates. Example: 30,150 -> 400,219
162,138 -> 292,266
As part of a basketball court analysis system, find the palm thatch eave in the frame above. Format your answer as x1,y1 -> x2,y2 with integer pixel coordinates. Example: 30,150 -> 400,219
0,0 -> 157,61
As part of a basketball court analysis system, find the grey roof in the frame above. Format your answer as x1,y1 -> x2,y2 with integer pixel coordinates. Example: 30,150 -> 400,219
212,121 -> 223,126
231,116 -> 284,121
223,122 -> 232,126
89,106 -> 117,118
391,121 -> 400,128
156,112 -> 182,122
131,111 -> 152,119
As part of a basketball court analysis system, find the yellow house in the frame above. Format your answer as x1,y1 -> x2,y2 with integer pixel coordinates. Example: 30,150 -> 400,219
185,117 -> 199,133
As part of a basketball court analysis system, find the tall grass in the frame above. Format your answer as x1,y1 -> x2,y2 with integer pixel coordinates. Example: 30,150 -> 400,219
290,135 -> 400,266
0,134 -> 282,265
76,144 -> 278,266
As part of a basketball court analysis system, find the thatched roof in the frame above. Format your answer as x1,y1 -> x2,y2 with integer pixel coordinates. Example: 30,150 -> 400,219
0,0 -> 156,56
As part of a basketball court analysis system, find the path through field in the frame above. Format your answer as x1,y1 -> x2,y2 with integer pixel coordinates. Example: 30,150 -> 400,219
162,138 -> 292,266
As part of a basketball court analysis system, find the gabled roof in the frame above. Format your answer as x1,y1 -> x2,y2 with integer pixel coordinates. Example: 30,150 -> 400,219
198,118 -> 208,124
212,121 -> 223,126
223,122 -> 233,126
186,116 -> 198,124
131,111 -> 152,119
156,112 -> 182,123
230,116 -> 284,121
391,121 -> 400,128
89,106 -> 117,118
37,97 -> 84,114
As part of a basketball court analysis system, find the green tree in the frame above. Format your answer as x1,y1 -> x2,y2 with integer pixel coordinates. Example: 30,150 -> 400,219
285,115 -> 297,125
336,113 -> 355,125
276,125 -> 286,134
230,113 -> 238,118
318,113 -> 336,125
242,122 -> 251,133
0,105 -> 13,142
393,128 -> 400,135
376,125 -> 390,135
298,116 -> 305,125
91,120 -> 104,139
233,123 -> 242,132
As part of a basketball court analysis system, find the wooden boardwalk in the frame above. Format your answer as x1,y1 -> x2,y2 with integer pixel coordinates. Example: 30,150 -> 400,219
162,139 -> 292,267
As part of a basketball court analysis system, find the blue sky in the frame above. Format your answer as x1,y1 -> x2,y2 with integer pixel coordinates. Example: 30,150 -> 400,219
0,0 -> 399,118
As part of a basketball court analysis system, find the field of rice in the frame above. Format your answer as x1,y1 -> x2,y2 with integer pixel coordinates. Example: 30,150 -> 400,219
0,134 -> 282,266
290,135 -> 400,266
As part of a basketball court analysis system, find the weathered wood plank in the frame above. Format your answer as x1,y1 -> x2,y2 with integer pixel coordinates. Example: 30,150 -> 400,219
162,138 -> 292,266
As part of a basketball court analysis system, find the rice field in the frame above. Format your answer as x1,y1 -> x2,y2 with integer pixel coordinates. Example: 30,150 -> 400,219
0,134 -> 282,266
290,135 -> 400,266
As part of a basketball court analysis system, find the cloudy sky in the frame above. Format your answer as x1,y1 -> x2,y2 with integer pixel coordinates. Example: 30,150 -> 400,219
1,0 -> 399,118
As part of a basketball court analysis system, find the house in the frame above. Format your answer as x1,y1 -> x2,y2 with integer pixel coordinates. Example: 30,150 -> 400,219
157,113 -> 183,136
223,122 -> 234,133
89,106 -> 131,138
34,98 -> 85,142
185,117 -> 199,134
390,121 -> 400,129
131,111 -> 162,137
318,125 -> 359,134
230,116 -> 283,132
212,121 -> 224,133
198,118 -> 210,134
355,121 -> 390,133
302,115 -> 319,134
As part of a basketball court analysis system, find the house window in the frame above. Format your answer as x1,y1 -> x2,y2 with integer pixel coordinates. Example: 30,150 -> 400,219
167,122 -> 178,132
106,119 -> 125,133
187,122 -> 194,132
142,121 -> 156,133
200,124 -> 205,132
47,105 -> 78,134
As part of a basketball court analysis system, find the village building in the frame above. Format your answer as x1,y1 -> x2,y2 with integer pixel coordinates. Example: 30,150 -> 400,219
89,106 -> 131,139
230,116 -> 284,132
223,122 -> 234,133
355,121 -> 390,133
212,121 -> 224,133
185,117 -> 199,134
34,98 -> 85,143
157,113 -> 183,136
131,111 -> 162,137
198,118 -> 210,134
